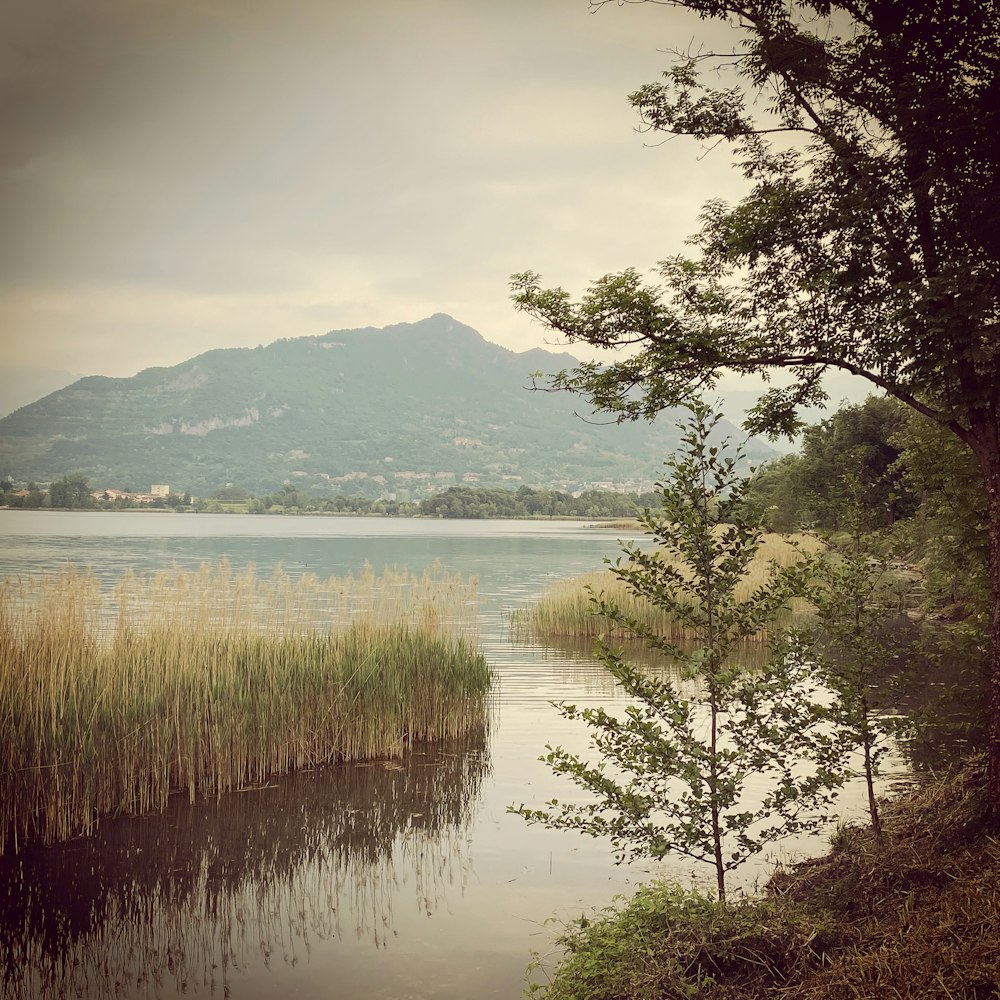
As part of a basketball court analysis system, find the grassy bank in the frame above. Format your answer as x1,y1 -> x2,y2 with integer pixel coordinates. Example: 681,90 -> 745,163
526,757 -> 998,999
0,562 -> 491,852
523,532 -> 822,642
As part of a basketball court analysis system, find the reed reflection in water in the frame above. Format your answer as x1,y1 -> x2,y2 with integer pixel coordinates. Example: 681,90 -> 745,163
0,730 -> 489,1000
517,634 -> 772,699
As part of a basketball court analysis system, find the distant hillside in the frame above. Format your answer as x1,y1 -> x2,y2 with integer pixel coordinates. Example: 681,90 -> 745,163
0,315 -> 775,497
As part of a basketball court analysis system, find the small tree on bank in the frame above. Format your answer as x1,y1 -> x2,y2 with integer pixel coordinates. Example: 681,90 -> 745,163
512,404 -> 844,902
811,522 -> 916,837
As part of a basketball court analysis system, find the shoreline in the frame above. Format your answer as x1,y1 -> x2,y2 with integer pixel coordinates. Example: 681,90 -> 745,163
0,504 -> 641,524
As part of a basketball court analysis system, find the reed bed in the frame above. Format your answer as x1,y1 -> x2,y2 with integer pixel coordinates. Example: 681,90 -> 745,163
108,558 -> 482,638
0,563 -> 490,852
525,531 -> 823,642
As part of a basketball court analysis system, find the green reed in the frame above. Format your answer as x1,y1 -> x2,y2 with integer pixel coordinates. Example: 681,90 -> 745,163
524,532 -> 822,642
0,562 -> 490,852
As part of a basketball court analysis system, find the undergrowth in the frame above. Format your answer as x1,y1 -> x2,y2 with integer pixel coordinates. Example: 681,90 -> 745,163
527,756 -> 999,999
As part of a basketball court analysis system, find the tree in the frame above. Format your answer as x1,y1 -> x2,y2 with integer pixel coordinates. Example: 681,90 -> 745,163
512,0 -> 1000,818
796,398 -> 915,529
212,485 -> 249,503
22,484 -> 45,509
894,409 -> 991,622
511,404 -> 842,902
811,526 -> 915,836
747,396 -> 917,532
49,473 -> 94,510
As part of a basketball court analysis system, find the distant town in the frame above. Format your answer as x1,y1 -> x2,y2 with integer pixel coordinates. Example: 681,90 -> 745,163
0,472 -> 659,519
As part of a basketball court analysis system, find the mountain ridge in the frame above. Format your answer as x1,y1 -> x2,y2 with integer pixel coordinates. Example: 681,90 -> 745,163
0,314 -> 774,497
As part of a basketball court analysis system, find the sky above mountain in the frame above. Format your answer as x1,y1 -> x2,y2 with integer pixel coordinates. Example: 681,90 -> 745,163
0,0 -> 764,388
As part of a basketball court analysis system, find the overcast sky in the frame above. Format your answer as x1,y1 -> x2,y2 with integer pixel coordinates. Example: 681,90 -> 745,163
0,0 -> 756,392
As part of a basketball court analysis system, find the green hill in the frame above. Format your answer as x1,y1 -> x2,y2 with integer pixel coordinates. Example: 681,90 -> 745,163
0,314 -> 773,497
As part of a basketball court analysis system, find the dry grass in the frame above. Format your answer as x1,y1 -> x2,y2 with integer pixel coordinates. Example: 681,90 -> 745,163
0,562 -> 491,852
525,531 -> 823,642
768,756 -> 998,999
588,518 -> 645,531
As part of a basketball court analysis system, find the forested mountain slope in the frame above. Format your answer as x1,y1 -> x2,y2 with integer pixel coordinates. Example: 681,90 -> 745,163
0,314 -> 772,496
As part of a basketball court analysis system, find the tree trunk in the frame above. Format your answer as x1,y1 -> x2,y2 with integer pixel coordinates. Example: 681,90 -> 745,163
970,420 -> 1000,826
863,734 -> 882,837
986,481 -> 1000,827
709,696 -> 726,904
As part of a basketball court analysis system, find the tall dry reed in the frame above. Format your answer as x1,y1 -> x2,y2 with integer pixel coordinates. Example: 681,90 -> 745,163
0,562 -> 490,852
524,532 -> 823,642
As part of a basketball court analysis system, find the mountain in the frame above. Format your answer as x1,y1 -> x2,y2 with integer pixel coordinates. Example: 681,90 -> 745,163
0,315 -> 775,497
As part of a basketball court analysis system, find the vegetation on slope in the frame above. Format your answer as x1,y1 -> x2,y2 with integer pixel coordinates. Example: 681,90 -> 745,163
527,758 -> 998,999
0,315 -> 771,496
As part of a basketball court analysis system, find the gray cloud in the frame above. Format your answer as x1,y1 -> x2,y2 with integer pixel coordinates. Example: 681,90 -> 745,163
0,0 -> 751,378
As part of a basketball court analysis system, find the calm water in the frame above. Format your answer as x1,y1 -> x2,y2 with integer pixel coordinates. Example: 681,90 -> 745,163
0,511 -> 908,999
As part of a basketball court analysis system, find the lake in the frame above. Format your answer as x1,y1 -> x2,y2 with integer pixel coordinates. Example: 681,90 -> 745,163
0,511 -> 909,999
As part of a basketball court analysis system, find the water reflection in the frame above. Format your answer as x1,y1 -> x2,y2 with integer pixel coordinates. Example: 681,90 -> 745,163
518,633 -> 771,698
530,615 -> 981,778
0,731 -> 489,1000
887,618 -> 988,773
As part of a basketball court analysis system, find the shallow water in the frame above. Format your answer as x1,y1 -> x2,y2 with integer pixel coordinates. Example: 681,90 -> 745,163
0,511 -> 910,999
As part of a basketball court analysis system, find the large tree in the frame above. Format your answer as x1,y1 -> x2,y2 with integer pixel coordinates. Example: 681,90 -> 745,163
512,0 -> 1000,816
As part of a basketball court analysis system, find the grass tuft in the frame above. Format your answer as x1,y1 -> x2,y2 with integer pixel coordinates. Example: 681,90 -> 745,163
526,884 -> 842,999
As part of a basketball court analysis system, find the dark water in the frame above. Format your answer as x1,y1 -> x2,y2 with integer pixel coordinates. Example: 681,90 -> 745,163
0,511 -> 911,999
